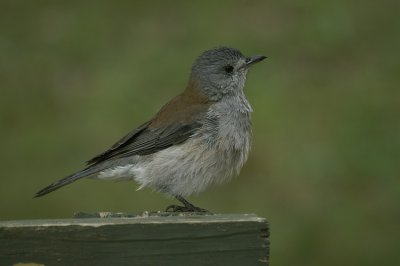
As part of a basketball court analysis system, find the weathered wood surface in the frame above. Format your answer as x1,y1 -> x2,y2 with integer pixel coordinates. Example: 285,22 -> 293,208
0,212 -> 269,266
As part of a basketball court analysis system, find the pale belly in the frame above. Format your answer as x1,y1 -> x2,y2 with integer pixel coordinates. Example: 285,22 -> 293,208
97,132 -> 250,197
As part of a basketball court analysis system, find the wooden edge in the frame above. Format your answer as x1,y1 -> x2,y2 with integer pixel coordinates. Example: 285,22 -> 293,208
0,213 -> 267,228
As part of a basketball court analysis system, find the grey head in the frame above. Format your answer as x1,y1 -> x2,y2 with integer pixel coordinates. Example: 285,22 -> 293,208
190,47 -> 266,101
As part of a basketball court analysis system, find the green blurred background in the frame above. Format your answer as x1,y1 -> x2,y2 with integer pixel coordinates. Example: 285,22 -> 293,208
1,1 -> 399,265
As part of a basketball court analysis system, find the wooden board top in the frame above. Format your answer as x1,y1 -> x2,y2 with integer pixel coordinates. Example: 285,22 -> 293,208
0,212 -> 267,228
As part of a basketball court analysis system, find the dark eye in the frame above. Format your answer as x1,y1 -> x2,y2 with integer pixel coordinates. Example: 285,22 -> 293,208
224,65 -> 234,74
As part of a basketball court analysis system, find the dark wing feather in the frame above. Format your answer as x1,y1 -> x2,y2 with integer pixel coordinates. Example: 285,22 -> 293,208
86,121 -> 151,165
87,120 -> 202,165
87,88 -> 210,165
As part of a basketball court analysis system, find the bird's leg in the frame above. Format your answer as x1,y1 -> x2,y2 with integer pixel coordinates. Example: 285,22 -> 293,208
165,195 -> 209,213
176,195 -> 209,212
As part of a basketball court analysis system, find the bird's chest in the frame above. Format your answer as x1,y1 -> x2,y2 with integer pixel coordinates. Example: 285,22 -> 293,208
204,96 -> 253,155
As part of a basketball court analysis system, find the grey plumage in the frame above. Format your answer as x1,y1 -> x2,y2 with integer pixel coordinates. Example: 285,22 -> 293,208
35,47 -> 266,211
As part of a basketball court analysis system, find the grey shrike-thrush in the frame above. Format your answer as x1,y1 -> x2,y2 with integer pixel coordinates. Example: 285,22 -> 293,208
35,47 -> 266,212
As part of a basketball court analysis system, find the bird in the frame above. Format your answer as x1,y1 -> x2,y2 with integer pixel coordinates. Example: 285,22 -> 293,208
34,46 -> 266,212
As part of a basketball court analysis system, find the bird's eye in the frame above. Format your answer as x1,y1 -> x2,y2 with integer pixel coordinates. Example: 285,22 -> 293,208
224,65 -> 234,74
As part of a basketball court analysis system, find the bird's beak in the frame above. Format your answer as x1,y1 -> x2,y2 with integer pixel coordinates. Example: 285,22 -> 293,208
245,55 -> 267,67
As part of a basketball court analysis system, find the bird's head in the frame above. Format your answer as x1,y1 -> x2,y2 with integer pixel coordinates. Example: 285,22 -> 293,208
190,47 -> 266,101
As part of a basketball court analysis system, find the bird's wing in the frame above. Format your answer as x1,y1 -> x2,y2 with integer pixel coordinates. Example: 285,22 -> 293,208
87,89 -> 210,165
86,121 -> 149,165
87,120 -> 202,165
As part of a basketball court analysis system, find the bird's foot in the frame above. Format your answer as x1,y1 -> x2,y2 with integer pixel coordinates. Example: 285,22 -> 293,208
165,204 -> 209,213
166,195 -> 211,213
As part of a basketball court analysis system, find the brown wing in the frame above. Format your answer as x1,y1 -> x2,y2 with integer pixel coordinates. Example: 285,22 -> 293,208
87,85 -> 210,165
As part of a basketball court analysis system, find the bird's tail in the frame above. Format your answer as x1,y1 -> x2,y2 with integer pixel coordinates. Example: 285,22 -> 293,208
34,164 -> 106,198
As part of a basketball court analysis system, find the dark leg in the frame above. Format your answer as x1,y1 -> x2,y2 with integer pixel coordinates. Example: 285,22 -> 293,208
165,195 -> 209,213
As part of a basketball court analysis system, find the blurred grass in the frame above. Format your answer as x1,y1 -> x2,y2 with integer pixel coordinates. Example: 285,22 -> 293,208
1,1 -> 399,265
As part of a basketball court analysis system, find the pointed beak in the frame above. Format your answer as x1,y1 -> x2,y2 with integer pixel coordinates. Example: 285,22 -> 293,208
245,55 -> 267,67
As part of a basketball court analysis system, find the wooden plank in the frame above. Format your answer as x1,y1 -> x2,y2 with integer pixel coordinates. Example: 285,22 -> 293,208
0,213 -> 269,266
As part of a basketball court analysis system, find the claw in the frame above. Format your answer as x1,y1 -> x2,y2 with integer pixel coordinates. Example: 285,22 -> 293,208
165,195 -> 210,213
